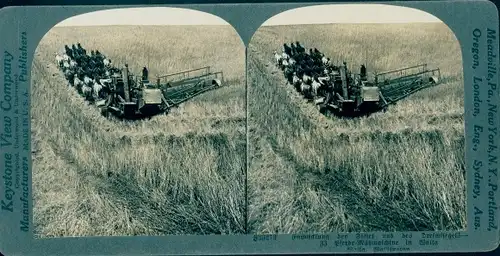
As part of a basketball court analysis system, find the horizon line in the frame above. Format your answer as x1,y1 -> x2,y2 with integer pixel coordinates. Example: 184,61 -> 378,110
54,21 -> 444,28
261,21 -> 443,26
54,24 -> 232,27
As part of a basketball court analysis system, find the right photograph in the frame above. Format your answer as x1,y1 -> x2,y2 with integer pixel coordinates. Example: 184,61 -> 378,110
247,4 -> 465,234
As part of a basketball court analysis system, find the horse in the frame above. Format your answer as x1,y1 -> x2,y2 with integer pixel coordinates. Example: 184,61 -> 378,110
302,73 -> 312,84
283,43 -> 292,55
300,81 -> 311,97
64,45 -> 72,57
284,67 -> 295,83
73,76 -> 84,92
62,53 -> 70,62
81,84 -> 93,100
103,58 -> 111,67
281,59 -> 289,71
64,70 -> 75,86
62,60 -> 70,69
281,51 -> 289,61
314,48 -> 321,56
311,78 -> 322,97
322,56 -> 329,66
292,72 -> 301,84
273,51 -> 282,66
295,41 -> 305,53
92,80 -> 103,99
83,75 -> 93,86
55,53 -> 64,67
309,48 -> 315,57
325,58 -> 332,67
292,73 -> 302,91
290,42 -> 297,55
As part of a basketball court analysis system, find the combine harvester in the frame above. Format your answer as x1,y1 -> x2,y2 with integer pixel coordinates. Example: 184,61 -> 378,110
55,43 -> 225,120
274,42 -> 443,118
315,63 -> 441,117
97,64 -> 224,119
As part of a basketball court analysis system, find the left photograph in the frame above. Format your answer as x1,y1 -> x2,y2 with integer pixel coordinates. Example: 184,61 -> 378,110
31,7 -> 246,237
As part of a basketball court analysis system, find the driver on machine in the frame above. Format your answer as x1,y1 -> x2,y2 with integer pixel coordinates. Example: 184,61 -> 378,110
142,66 -> 149,82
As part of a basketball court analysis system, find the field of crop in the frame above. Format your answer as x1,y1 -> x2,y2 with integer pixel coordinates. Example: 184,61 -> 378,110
31,25 -> 246,237
247,23 -> 466,233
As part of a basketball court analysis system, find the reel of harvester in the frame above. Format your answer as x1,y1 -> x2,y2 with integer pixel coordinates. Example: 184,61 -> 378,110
97,64 -> 224,119
155,66 -> 224,107
316,63 -> 441,118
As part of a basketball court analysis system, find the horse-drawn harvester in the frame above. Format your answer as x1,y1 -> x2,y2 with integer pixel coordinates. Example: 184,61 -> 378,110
275,42 -> 442,117
96,64 -> 224,119
55,43 -> 225,120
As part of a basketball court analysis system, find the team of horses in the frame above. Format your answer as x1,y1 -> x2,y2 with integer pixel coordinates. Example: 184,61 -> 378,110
55,43 -> 120,103
273,42 -> 367,102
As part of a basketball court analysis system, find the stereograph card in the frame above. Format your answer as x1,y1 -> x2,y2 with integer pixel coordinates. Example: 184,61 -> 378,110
0,0 -> 499,255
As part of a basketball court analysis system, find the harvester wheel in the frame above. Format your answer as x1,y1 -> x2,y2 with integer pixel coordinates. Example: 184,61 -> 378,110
100,107 -> 110,118
318,104 -> 328,114
429,76 -> 438,84
163,107 -> 171,115
212,79 -> 222,87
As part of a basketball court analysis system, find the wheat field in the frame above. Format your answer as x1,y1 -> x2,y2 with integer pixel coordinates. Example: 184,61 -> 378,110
32,22 -> 467,237
247,23 -> 466,234
31,25 -> 246,237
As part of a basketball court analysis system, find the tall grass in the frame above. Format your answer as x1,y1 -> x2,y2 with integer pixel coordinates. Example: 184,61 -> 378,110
32,25 -> 246,237
248,23 -> 466,233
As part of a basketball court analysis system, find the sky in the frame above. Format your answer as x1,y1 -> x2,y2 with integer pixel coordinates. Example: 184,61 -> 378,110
54,7 -> 229,26
54,4 -> 443,27
262,4 -> 443,26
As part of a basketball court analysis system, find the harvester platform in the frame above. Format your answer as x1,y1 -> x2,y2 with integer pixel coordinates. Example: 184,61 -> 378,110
376,64 -> 441,107
156,66 -> 224,108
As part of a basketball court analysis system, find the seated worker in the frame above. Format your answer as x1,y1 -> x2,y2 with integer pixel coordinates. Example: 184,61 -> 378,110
142,66 -> 149,82
360,64 -> 367,81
